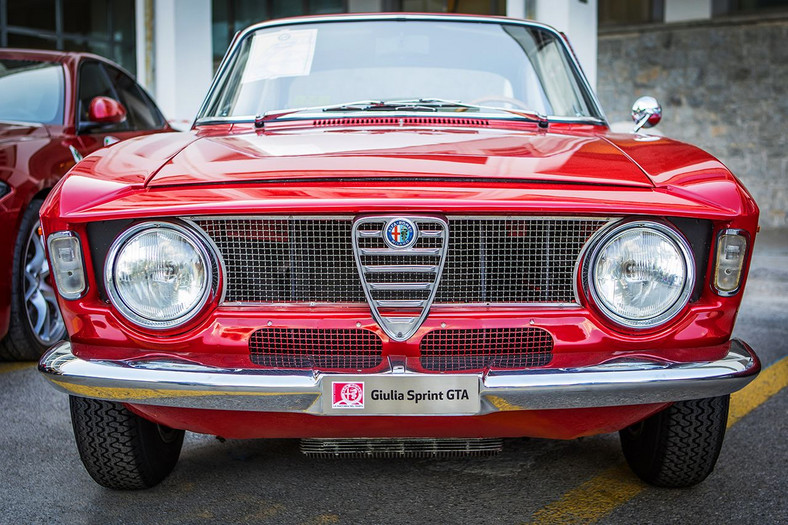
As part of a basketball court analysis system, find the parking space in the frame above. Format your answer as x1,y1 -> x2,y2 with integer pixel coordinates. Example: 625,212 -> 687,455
2,230 -> 786,525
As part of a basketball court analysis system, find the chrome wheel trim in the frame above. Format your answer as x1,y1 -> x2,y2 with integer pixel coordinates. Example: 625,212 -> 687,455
23,220 -> 66,345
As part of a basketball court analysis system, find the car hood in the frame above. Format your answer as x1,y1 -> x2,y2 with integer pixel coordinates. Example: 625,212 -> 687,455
145,129 -> 655,188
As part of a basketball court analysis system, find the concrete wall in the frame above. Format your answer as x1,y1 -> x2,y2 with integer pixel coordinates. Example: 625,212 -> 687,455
597,15 -> 788,228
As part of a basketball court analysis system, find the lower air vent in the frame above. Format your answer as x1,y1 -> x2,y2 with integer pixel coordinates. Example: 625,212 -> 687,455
420,328 -> 553,371
301,438 -> 503,458
249,328 -> 383,370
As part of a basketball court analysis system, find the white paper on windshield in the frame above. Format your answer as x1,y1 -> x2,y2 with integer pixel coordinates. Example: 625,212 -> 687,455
241,29 -> 317,83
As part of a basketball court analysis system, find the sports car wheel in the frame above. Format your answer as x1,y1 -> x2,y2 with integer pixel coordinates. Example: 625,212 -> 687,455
70,396 -> 185,490
0,198 -> 66,361
620,395 -> 729,488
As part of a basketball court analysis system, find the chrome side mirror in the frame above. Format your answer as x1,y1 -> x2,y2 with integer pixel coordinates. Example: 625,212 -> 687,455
631,96 -> 662,133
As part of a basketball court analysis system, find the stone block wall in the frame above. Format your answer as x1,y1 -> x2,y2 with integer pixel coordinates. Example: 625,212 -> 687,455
596,15 -> 788,228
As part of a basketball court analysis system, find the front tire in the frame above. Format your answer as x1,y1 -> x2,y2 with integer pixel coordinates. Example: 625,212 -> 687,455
0,198 -> 66,360
70,396 -> 185,490
620,395 -> 729,488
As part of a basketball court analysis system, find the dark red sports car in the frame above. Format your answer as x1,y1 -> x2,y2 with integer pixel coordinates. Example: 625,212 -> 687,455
38,14 -> 760,490
0,49 -> 171,360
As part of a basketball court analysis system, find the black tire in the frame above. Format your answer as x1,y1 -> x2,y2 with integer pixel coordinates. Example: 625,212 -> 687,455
70,396 -> 185,490
0,198 -> 66,361
620,395 -> 729,488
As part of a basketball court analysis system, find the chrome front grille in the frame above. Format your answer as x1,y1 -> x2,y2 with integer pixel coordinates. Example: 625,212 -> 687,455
191,216 -> 609,306
353,216 -> 449,341
194,217 -> 364,303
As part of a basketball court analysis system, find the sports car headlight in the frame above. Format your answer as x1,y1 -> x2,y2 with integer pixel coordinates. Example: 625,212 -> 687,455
587,221 -> 695,329
105,222 -> 214,329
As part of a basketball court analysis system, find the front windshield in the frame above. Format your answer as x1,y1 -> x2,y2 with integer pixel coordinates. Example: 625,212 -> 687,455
202,19 -> 597,120
0,59 -> 64,125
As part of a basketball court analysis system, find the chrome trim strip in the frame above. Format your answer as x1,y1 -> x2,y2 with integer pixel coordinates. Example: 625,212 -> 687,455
375,300 -> 428,308
363,265 -> 439,274
218,301 -> 582,308
40,339 -> 760,413
358,247 -> 442,256
368,282 -> 433,291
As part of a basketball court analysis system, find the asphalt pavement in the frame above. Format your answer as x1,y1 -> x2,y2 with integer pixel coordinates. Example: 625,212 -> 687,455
1,229 -> 786,525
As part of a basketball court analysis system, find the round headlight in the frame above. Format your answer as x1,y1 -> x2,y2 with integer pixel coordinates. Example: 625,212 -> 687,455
587,221 -> 694,329
106,222 -> 214,329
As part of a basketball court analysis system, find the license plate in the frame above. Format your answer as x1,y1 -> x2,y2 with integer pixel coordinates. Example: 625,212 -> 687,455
322,375 -> 480,415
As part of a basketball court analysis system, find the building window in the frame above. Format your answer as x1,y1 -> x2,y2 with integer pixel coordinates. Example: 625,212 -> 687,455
713,0 -> 788,16
212,0 -> 348,70
0,0 -> 136,75
211,0 -> 506,71
599,0 -> 665,27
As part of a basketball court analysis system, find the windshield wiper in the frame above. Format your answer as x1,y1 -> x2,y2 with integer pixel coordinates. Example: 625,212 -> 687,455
322,98 -> 472,112
256,98 -> 549,128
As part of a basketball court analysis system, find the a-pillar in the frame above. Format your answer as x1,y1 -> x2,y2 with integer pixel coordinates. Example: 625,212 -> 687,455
507,0 -> 598,90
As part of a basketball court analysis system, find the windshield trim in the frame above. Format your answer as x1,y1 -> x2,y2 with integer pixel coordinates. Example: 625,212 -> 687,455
194,113 -> 607,128
195,14 -> 608,128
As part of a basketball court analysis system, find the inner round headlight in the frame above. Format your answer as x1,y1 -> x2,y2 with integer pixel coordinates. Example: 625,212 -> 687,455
587,221 -> 694,329
106,223 -> 213,329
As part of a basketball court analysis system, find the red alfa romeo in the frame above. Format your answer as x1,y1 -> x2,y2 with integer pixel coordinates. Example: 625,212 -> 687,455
38,14 -> 760,490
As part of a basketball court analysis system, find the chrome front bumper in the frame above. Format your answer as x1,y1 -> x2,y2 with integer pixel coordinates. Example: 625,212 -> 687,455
39,339 -> 760,414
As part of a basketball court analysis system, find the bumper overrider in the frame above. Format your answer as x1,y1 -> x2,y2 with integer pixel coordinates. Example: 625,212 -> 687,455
39,339 -> 760,415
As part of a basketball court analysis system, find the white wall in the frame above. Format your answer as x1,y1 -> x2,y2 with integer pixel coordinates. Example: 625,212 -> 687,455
665,0 -> 712,23
348,0 -> 384,11
151,0 -> 214,127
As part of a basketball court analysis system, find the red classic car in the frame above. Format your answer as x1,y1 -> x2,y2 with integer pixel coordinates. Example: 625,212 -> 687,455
38,14 -> 760,490
0,49 -> 171,360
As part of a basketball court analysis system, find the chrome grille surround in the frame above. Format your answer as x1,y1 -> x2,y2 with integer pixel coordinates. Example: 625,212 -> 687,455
352,216 -> 450,341
189,216 -> 613,310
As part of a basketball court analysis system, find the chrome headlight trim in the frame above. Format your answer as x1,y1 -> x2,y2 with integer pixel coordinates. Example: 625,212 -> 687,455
104,221 -> 217,330
585,220 -> 696,329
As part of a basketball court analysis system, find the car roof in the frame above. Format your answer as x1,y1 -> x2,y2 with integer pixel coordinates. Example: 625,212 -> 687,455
0,48 -> 119,66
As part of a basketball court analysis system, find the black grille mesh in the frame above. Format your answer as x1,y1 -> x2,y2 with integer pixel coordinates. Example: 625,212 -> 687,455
249,328 -> 383,369
419,327 -> 553,371
193,217 -> 608,304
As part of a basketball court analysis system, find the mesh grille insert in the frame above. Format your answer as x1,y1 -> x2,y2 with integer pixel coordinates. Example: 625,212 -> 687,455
192,216 -> 609,305
249,328 -> 383,370
419,327 -> 553,371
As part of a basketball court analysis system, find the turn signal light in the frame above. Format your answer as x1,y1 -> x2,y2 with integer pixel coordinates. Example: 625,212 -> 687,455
47,232 -> 86,300
713,230 -> 748,296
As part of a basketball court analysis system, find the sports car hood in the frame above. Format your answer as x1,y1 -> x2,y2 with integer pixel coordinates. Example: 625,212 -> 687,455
145,129 -> 655,188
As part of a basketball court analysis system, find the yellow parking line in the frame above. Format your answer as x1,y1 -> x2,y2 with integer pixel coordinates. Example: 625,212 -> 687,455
0,362 -> 35,374
727,356 -> 788,428
528,464 -> 644,525
526,356 -> 788,525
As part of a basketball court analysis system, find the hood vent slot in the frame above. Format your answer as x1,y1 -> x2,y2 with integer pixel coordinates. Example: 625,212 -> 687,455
313,117 -> 490,128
